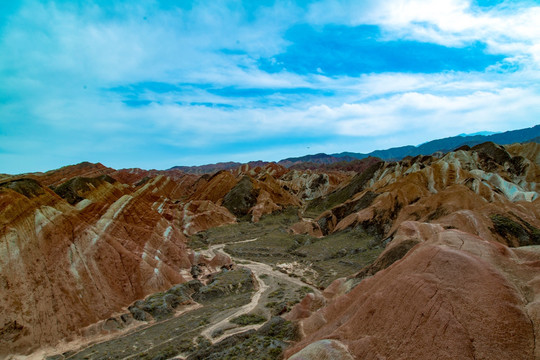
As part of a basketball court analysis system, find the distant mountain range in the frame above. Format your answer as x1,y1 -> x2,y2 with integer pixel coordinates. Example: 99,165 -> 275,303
169,161 -> 268,175
171,124 -> 539,173
458,131 -> 498,137
281,124 -> 540,165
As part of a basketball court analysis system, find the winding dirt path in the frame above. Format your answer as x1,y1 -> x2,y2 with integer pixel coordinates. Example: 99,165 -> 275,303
200,238 -> 319,343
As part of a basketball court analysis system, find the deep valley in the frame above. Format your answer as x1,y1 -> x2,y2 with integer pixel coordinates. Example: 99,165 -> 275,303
1,140 -> 540,359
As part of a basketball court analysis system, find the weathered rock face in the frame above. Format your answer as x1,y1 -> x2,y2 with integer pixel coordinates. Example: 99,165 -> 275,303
23,161 -> 115,187
250,173 -> 302,222
192,167 -> 304,222
222,175 -> 259,217
231,162 -> 290,178
52,174 -> 117,205
286,230 -> 539,360
305,162 -> 385,217
189,170 -> 238,203
180,200 -> 236,235
111,167 -> 198,187
286,142 -> 540,360
280,170 -> 351,201
289,220 -> 323,238
304,143 -> 540,243
0,173 -> 230,356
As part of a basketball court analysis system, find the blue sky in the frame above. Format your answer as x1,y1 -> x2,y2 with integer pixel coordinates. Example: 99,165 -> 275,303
1,0 -> 539,174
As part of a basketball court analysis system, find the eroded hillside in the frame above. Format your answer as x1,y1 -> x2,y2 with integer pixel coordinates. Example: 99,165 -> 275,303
1,142 -> 539,360
0,160 -> 351,357
285,142 -> 540,360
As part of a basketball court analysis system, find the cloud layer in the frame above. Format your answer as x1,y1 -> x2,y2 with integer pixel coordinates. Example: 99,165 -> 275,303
0,0 -> 539,173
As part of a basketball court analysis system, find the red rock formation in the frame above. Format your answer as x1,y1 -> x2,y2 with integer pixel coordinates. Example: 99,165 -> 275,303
281,170 -> 352,201
179,200 -> 236,235
0,174 -> 230,357
312,144 -> 540,243
289,220 -> 324,238
190,168 -> 306,222
189,170 -> 238,204
111,168 -> 198,190
21,161 -> 115,187
231,162 -> 289,178
286,229 -> 539,359
250,173 -> 301,221
286,143 -> 540,359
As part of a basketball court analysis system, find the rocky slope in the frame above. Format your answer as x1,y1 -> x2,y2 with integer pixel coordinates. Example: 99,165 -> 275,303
0,174 -> 202,356
285,142 -> 540,359
0,161 -> 343,356
286,227 -> 540,359
2,140 -> 539,359
300,142 -> 539,243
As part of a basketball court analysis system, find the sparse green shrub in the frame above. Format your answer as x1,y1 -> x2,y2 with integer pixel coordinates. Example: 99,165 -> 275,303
198,317 -> 210,326
491,214 -> 540,246
211,328 -> 224,338
268,289 -> 284,299
230,313 -> 267,326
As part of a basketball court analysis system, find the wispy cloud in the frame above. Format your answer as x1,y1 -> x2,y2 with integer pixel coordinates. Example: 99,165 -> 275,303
0,0 -> 539,173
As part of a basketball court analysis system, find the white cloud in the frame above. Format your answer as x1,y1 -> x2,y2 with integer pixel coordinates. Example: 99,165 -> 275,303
1,0 -> 540,173
305,0 -> 380,25
377,1 -> 540,67
305,0 -> 540,68
327,88 -> 540,137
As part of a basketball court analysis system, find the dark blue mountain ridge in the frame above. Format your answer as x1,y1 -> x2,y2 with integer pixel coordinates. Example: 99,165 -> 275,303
171,125 -> 539,173
282,124 -> 539,164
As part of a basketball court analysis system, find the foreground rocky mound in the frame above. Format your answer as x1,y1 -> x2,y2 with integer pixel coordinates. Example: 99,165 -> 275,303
285,142 -> 540,359
286,228 -> 539,359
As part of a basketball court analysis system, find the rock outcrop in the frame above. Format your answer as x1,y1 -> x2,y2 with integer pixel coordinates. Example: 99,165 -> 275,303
0,160 -> 341,356
180,200 -> 236,235
286,229 -> 539,359
0,173 -> 228,356
286,142 -> 540,359
303,143 -> 540,244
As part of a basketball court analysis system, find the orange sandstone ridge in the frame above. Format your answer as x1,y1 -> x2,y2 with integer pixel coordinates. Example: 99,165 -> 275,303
286,229 -> 539,359
285,142 -> 540,359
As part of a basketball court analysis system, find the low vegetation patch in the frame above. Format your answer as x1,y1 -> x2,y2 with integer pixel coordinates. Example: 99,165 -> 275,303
187,317 -> 298,360
230,313 -> 267,326
491,214 -> 540,247
128,280 -> 201,321
188,207 -> 301,250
